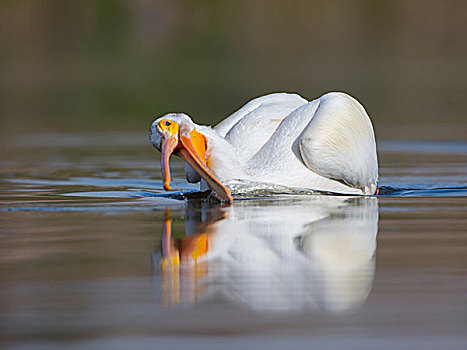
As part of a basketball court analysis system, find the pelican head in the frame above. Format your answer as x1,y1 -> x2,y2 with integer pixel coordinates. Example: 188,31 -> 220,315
149,113 -> 233,202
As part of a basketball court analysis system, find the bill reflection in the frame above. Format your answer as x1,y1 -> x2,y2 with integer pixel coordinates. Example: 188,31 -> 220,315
153,196 -> 378,313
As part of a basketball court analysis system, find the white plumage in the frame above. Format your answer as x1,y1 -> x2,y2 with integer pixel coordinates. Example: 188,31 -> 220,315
150,91 -> 379,198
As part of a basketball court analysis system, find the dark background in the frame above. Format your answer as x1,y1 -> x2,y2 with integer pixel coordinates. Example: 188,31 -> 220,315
1,0 -> 466,139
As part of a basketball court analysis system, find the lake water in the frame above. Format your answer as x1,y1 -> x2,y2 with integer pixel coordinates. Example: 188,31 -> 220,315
1,132 -> 466,349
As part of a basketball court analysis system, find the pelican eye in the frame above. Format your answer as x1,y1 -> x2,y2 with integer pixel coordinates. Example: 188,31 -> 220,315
165,121 -> 171,127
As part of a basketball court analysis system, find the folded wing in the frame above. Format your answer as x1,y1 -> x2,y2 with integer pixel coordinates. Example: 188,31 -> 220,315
186,93 -> 307,183
215,93 -> 308,162
298,92 -> 378,194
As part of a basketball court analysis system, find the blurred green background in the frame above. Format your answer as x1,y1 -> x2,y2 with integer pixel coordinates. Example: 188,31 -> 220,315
1,0 -> 466,139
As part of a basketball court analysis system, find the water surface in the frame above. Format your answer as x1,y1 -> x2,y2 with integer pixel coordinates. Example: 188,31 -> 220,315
1,133 -> 466,349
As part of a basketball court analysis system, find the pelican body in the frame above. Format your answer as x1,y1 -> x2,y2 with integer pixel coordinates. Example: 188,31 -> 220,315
149,92 -> 378,202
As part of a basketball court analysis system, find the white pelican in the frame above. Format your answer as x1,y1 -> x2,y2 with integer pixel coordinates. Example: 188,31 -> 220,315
149,92 -> 378,201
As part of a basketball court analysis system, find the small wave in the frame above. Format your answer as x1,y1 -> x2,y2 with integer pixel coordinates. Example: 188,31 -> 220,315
224,180 -> 345,198
225,181 -> 467,199
378,185 -> 467,198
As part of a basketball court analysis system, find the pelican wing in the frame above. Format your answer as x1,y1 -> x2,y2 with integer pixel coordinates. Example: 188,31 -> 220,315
215,93 -> 307,162
298,92 -> 378,194
187,93 -> 307,183
214,93 -> 307,137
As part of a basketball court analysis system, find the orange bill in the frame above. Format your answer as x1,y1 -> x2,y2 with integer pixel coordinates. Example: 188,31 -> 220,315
161,135 -> 178,191
179,134 -> 233,203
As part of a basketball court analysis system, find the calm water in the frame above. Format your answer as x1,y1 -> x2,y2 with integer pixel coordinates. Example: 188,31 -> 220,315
1,132 -> 467,349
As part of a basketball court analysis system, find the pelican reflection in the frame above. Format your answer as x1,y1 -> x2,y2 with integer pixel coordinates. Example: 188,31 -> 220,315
153,196 -> 378,313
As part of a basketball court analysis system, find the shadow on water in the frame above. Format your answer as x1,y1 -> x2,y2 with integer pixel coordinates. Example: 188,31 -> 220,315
152,196 -> 378,313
